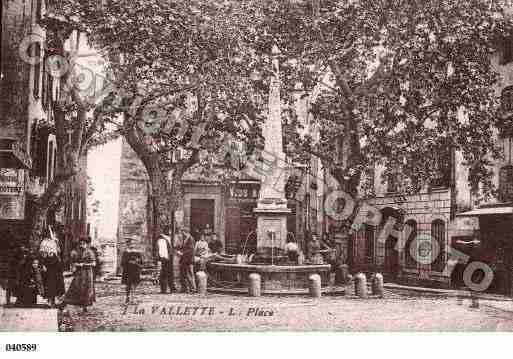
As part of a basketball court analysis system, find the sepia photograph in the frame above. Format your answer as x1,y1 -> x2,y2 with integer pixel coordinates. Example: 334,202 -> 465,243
2,0 -> 513,352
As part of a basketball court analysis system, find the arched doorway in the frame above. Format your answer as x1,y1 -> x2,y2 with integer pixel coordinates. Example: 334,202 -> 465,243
381,207 -> 403,280
385,236 -> 399,278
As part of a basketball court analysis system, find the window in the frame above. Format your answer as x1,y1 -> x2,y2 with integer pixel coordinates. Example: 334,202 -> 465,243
46,136 -> 57,182
501,86 -> 513,114
36,0 -> 42,21
364,224 -> 375,264
387,173 -> 398,193
499,165 -> 513,202
47,140 -> 54,181
405,219 -> 417,269
53,146 -> 57,179
501,33 -> 513,65
70,197 -> 74,220
32,42 -> 41,99
42,54 -> 48,109
431,219 -> 446,272
431,142 -> 453,189
78,198 -> 82,220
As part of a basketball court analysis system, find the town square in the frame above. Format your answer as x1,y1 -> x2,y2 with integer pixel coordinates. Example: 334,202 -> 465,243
3,0 -> 513,338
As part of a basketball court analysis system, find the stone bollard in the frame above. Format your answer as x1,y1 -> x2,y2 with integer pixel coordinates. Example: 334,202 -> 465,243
248,273 -> 262,297
196,271 -> 207,296
0,286 -> 5,305
308,274 -> 322,298
354,272 -> 368,298
371,273 -> 384,297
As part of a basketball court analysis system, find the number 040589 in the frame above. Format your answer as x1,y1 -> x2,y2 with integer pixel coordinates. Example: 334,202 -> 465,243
5,344 -> 37,352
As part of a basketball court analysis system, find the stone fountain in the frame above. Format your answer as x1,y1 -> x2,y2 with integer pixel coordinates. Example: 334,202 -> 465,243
207,46 -> 341,295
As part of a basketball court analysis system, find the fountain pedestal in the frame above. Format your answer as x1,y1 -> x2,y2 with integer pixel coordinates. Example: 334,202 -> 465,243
253,199 -> 291,263
205,45 -> 344,296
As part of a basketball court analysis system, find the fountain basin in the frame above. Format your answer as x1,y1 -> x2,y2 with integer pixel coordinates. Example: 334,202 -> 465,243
206,262 -> 345,295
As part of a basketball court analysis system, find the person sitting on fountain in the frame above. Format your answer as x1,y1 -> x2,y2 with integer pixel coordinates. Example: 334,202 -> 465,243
203,224 -> 213,241
306,234 -> 324,265
208,233 -> 223,254
194,233 -> 210,272
204,234 -> 235,263
285,234 -> 299,264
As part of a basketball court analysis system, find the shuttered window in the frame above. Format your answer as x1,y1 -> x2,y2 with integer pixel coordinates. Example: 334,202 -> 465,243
405,220 -> 417,269
364,224 -> 374,264
431,219 -> 446,272
32,42 -> 41,99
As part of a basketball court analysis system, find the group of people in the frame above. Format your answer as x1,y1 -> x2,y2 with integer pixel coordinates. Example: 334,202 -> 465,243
156,225 -> 228,294
116,226 -> 339,303
120,225 -> 231,302
4,229 -> 98,313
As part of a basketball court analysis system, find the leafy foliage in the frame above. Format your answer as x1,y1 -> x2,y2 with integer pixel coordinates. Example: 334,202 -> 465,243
52,0 -> 266,175
241,0 -> 513,199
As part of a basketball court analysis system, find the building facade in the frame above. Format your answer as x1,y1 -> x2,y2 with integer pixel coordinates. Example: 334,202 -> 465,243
0,0 -> 88,278
347,45 -> 513,295
116,137 -> 323,269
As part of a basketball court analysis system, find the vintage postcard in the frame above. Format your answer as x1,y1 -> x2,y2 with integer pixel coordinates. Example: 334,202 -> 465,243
2,1 -> 513,349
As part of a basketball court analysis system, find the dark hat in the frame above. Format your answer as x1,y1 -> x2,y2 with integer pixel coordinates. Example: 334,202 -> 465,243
79,236 -> 91,244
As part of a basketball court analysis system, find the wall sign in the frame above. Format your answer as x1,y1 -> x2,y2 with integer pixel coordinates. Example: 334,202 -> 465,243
0,168 -> 25,195
0,168 -> 25,220
228,184 -> 259,199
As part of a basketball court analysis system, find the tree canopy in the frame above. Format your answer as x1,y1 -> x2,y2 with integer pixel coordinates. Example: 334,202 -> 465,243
238,0 -> 513,200
49,0 -> 513,205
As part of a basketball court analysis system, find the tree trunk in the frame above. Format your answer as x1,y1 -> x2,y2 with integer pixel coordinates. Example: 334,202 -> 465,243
145,158 -> 172,258
29,174 -> 71,249
168,167 -> 186,238
28,23 -> 83,250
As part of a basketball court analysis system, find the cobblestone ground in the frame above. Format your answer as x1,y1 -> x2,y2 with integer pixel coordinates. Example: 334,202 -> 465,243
60,281 -> 513,331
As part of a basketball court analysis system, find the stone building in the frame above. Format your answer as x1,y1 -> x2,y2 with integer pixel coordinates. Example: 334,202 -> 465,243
0,0 -> 88,277
348,40 -> 513,295
116,138 -> 324,268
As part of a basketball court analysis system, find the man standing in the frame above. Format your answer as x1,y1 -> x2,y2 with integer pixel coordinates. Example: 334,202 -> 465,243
179,229 -> 196,293
156,226 -> 176,294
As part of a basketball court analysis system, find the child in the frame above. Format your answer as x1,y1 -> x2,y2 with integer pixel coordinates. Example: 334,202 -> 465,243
194,233 -> 210,272
121,240 -> 143,304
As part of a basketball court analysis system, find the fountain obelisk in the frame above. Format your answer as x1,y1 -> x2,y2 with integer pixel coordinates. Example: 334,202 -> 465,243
254,45 -> 291,254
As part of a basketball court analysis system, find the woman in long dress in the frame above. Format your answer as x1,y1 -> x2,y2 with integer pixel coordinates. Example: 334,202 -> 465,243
39,231 -> 65,308
16,256 -> 45,307
61,237 -> 96,313
121,240 -> 143,304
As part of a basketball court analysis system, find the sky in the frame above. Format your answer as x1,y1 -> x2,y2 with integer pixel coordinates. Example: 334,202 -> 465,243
87,138 -> 122,241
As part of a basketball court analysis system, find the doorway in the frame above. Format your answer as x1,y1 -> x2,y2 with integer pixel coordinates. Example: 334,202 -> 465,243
385,236 -> 400,279
190,199 -> 215,239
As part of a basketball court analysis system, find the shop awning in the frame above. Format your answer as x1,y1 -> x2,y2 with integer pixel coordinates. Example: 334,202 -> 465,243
456,206 -> 513,217
0,138 -> 32,169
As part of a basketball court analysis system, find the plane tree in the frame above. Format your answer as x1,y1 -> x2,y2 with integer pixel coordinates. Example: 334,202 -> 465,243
241,0 -> 513,206
51,0 -> 266,247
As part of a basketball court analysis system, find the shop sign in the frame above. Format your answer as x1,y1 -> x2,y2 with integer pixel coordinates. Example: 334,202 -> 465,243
229,185 -> 259,199
0,168 -> 25,195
